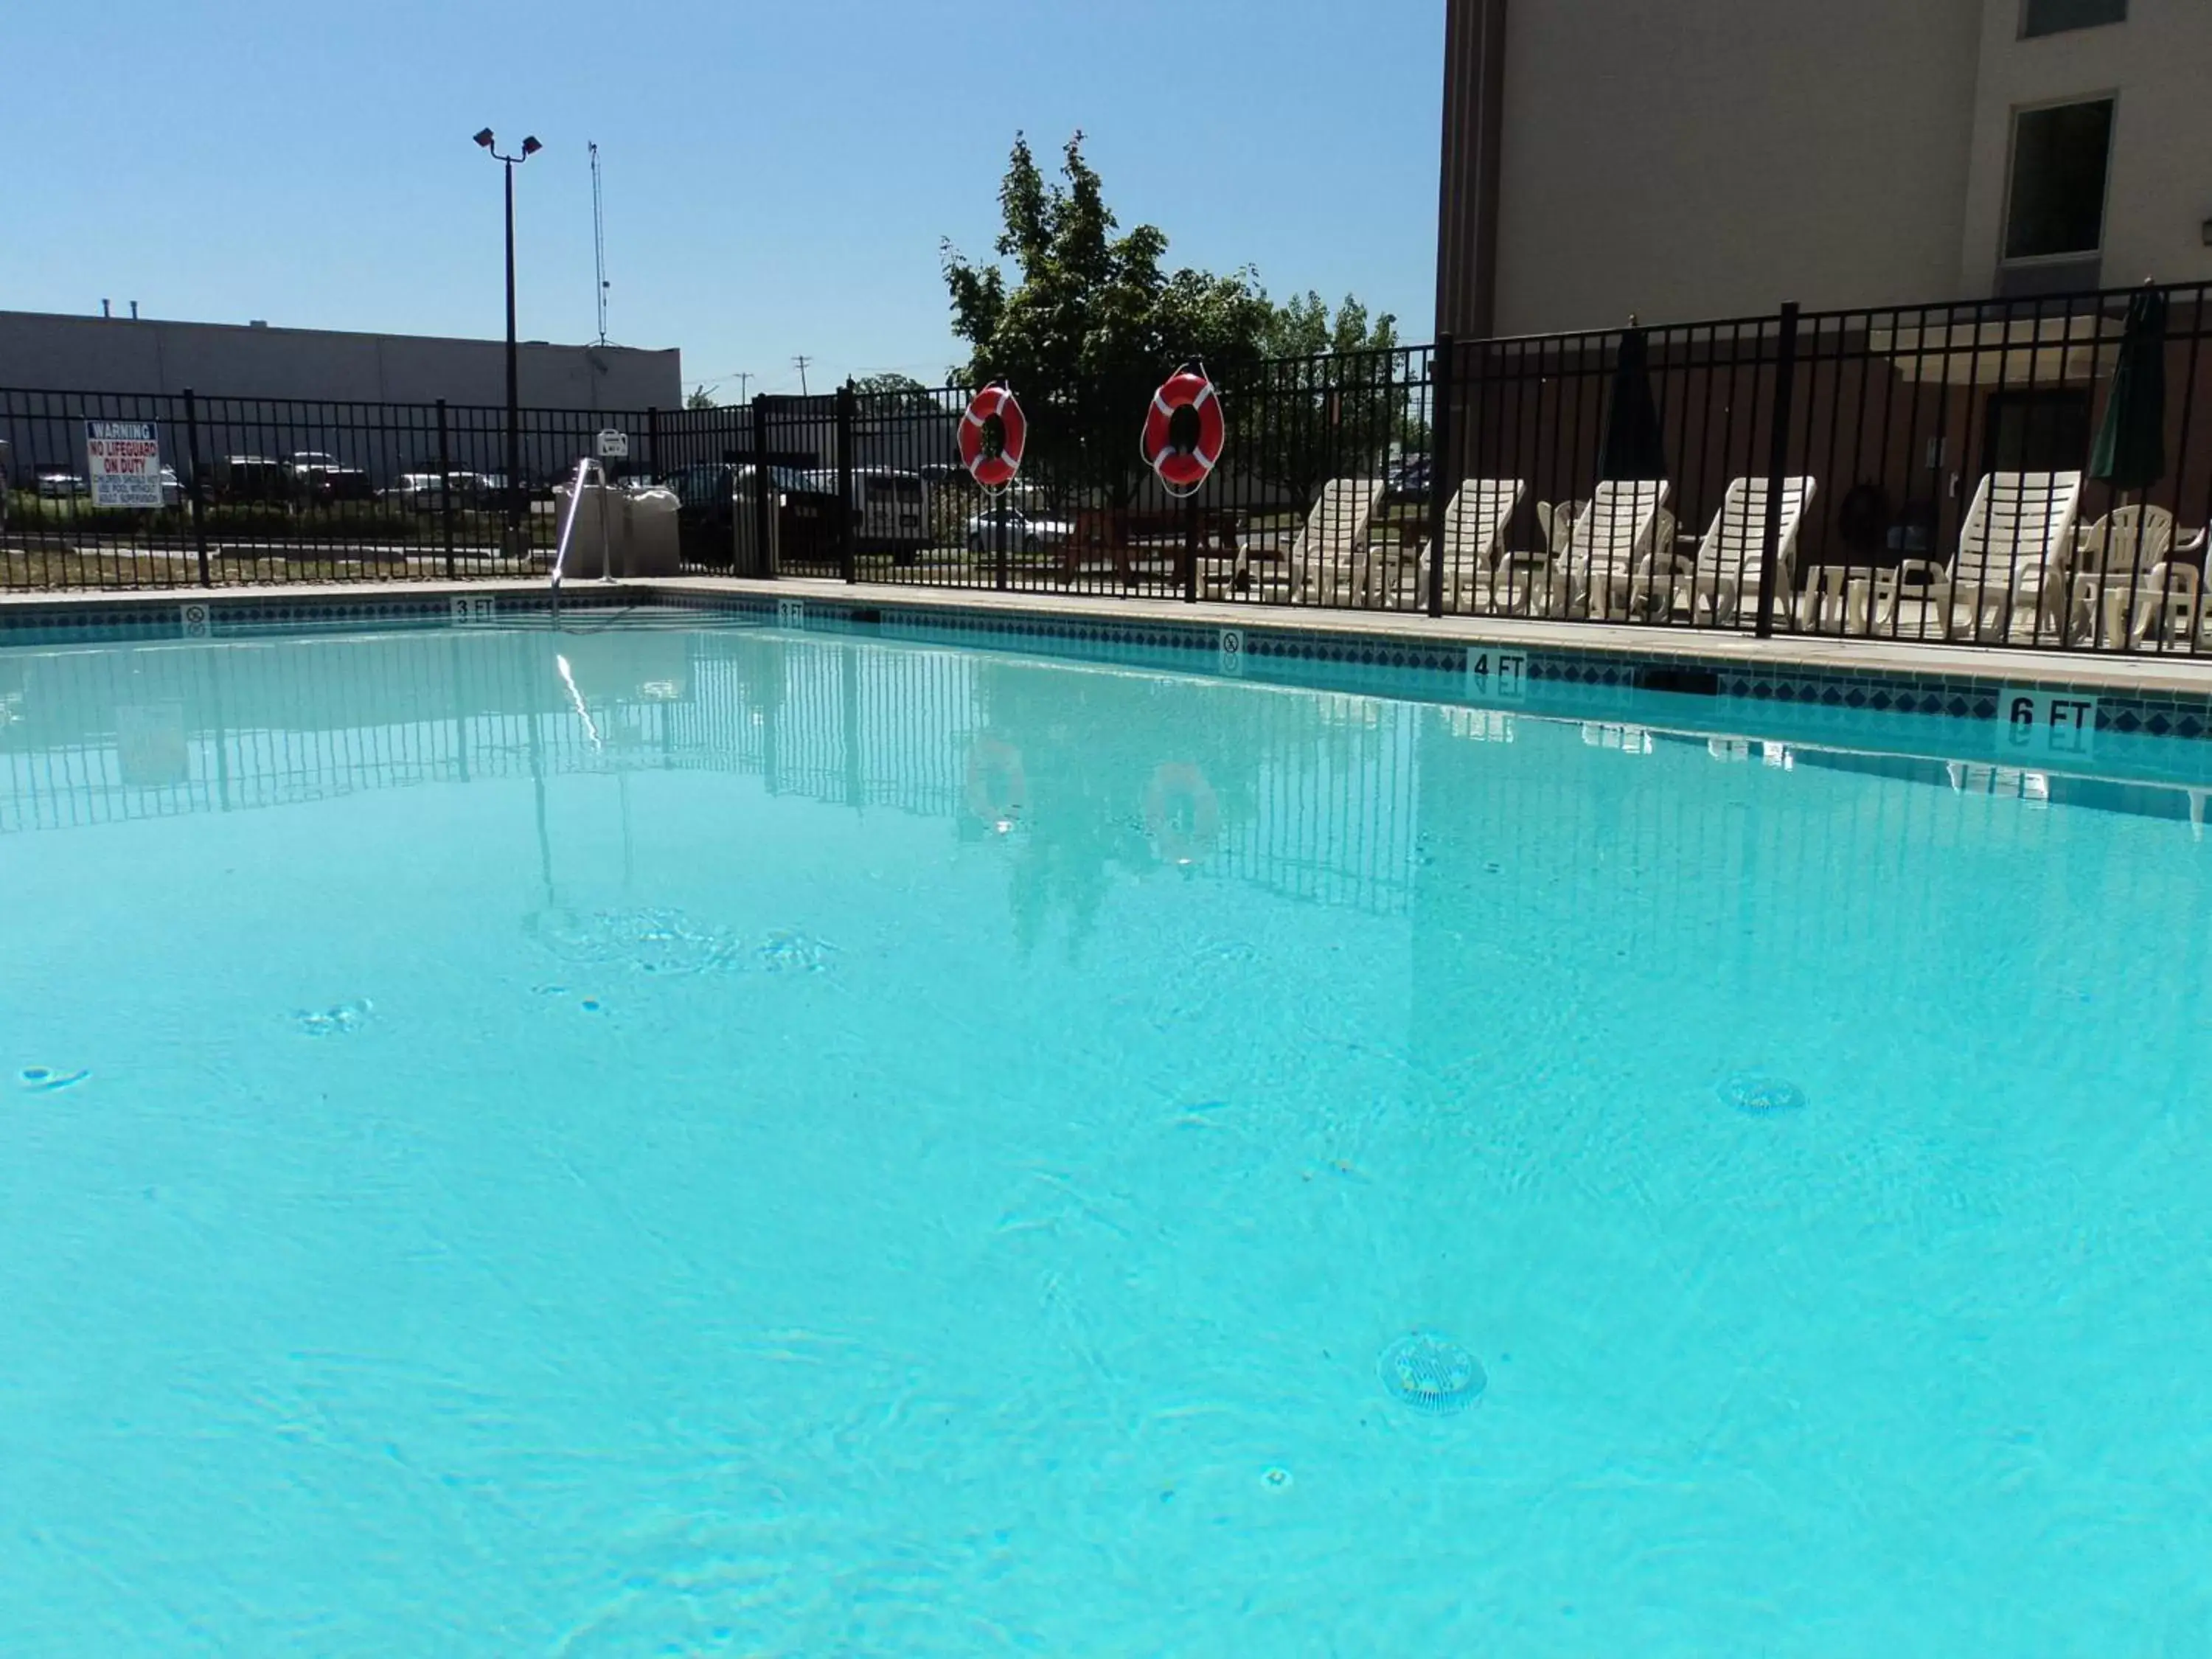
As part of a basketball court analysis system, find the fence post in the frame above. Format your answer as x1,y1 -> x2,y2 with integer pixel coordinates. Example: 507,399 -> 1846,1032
435,399 -> 456,580
646,406 -> 661,481
835,382 -> 857,584
182,388 -> 212,588
751,396 -> 775,579
1426,334 -> 1456,619
1753,302 -> 1800,639
1183,488 -> 1200,602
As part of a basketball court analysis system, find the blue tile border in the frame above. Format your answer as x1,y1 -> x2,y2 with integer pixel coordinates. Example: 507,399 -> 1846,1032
654,591 -> 2212,753
0,590 -> 640,647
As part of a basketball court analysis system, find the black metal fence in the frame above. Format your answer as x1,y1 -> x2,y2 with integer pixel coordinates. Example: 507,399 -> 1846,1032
5,279 -> 2208,656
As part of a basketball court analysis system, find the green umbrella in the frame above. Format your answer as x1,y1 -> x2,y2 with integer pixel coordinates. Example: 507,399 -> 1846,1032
2089,288 -> 2168,491
1596,325 -> 1669,481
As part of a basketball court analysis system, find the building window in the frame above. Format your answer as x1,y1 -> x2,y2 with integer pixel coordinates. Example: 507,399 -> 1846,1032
2022,0 -> 2126,38
2003,98 -> 2115,262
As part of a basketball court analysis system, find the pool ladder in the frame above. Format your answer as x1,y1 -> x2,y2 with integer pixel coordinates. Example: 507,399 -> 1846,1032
549,456 -> 620,617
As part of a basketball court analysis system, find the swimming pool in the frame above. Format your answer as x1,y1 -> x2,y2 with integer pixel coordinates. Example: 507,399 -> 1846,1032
4,611 -> 2211,1654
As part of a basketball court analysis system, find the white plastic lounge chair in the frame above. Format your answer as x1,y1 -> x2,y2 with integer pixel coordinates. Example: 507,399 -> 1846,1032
1285,477 -> 1388,605
1536,500 -> 1586,552
1397,477 -> 1523,611
1203,476 -> 1380,602
1552,480 -> 1671,619
2070,504 -> 2184,647
1881,470 -> 2082,641
1674,476 -> 1818,627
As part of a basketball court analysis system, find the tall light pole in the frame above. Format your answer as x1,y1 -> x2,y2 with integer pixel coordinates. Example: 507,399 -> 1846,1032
474,128 -> 540,552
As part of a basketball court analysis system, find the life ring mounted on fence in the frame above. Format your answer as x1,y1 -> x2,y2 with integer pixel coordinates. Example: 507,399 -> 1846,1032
1142,364 -> 1225,498
959,382 -> 1026,491
1144,762 -> 1220,867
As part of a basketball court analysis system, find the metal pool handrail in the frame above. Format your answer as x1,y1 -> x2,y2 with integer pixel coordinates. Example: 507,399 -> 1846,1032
549,456 -> 618,613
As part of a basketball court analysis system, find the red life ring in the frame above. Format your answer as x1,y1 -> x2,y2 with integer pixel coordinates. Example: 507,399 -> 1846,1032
1144,762 -> 1220,866
1142,367 -> 1225,496
959,383 -> 1026,490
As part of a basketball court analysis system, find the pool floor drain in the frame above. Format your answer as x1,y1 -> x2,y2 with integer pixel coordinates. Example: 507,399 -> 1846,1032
1721,1072 -> 1807,1114
1378,1331 -> 1486,1416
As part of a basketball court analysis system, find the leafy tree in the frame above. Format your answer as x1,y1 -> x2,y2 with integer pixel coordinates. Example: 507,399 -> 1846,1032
944,132 -> 1274,504
684,386 -> 717,411
847,371 -> 940,413
945,133 -> 1402,507
1247,291 -> 1411,503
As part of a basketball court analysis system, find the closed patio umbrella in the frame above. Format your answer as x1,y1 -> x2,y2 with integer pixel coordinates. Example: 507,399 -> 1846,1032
2088,287 -> 2168,492
1596,324 -> 1669,481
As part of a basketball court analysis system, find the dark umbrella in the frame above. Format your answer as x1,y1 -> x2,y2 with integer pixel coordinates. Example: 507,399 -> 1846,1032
2089,287 -> 2168,492
1596,324 -> 1669,481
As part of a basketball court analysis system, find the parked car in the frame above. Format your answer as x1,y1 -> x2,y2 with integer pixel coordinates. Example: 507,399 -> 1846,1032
289,451 -> 373,503
965,505 -> 1074,554
1385,455 -> 1431,504
214,454 -> 288,501
379,470 -> 492,507
35,470 -> 89,499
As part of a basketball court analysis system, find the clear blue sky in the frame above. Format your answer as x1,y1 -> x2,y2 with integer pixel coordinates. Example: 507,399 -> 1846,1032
0,1 -> 1442,399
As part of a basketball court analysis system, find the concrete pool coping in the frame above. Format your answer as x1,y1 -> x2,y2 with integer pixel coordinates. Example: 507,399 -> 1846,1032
4,571 -> 2211,698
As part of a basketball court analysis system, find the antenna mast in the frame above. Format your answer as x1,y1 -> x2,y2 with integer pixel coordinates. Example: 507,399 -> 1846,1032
590,141 -> 609,346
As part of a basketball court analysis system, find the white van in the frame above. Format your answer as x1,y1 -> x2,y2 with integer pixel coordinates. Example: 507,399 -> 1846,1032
799,467 -> 931,557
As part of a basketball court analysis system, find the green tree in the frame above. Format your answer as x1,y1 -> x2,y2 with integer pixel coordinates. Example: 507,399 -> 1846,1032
1248,291 -> 1411,504
685,386 -> 717,411
847,371 -> 940,413
944,132 -> 1275,504
945,133 -> 1402,508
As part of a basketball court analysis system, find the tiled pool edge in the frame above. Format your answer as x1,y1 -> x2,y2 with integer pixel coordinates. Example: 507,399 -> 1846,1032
4,580 -> 2212,754
650,584 -> 2212,751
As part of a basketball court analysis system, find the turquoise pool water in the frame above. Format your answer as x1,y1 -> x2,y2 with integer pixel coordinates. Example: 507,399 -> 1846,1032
4,618 -> 2211,1655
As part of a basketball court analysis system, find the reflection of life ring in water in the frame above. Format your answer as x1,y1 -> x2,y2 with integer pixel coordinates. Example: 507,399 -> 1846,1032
965,737 -> 1027,832
1144,762 -> 1221,866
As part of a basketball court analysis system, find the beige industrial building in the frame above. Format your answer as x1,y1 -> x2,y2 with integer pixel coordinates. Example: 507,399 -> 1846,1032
1437,0 -> 2212,336
0,310 -> 681,412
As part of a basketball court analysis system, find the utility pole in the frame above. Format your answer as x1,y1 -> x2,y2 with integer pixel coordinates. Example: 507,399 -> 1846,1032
792,355 -> 813,397
734,371 -> 753,403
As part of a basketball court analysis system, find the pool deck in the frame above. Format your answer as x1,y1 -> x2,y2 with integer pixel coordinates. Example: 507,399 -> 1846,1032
6,572 -> 2212,698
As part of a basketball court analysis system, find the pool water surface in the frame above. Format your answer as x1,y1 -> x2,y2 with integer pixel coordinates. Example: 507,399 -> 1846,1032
3,619 -> 2211,1655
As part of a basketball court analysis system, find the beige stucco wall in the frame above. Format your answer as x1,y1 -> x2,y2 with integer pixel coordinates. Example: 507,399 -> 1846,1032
1958,0 -> 2212,293
1489,0 -> 1985,335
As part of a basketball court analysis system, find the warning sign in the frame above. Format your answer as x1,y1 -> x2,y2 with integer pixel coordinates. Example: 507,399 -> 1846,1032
85,420 -> 164,509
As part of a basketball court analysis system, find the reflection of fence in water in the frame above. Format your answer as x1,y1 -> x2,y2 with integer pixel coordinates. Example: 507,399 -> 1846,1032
0,626 -> 1432,913
1214,692 -> 1422,916
9,628 -> 2205,975
732,636 -> 975,818
1417,710 -> 2212,1001
0,632 -> 598,833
